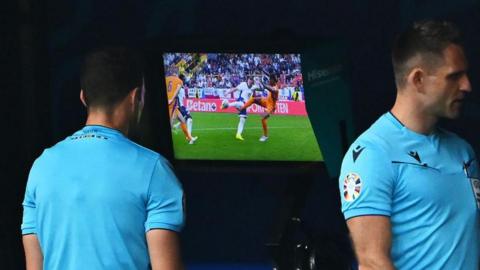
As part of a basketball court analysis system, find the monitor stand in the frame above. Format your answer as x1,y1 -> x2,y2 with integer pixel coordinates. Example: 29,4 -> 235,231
265,177 -> 315,270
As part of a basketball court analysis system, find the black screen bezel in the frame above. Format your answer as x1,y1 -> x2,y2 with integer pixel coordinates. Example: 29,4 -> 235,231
142,37 -> 329,172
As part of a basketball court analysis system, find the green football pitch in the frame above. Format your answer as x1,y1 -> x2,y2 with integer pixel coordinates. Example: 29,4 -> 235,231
171,112 -> 323,161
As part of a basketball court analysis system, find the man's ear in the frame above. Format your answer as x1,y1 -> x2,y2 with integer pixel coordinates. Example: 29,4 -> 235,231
80,89 -> 88,107
129,87 -> 139,112
406,68 -> 425,93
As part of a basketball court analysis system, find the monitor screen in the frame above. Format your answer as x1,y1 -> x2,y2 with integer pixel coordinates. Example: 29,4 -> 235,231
162,52 -> 323,162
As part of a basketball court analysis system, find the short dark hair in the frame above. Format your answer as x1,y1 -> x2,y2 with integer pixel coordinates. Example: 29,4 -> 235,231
392,20 -> 463,87
178,74 -> 186,82
80,47 -> 143,111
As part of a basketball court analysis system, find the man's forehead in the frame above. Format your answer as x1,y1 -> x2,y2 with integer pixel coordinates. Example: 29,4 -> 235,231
442,44 -> 468,69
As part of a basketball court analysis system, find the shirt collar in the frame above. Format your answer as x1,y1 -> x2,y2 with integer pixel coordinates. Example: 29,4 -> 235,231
80,125 -> 125,138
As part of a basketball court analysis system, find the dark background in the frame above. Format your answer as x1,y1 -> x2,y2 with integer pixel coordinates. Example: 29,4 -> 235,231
2,0 -> 480,269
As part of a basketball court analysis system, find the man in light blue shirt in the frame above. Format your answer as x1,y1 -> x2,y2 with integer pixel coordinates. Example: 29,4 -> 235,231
339,21 -> 479,269
22,48 -> 185,270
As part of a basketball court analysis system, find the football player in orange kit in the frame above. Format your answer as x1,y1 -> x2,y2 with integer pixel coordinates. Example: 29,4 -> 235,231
166,73 -> 197,144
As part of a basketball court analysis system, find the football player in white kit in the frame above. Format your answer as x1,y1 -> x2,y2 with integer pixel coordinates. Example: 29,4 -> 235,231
172,85 -> 194,136
221,76 -> 260,140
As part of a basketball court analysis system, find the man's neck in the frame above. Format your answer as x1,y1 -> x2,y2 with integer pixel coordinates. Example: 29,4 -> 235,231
390,93 -> 438,135
85,108 -> 129,136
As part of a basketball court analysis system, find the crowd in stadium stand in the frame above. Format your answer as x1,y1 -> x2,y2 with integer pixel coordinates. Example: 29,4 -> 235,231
164,53 -> 304,89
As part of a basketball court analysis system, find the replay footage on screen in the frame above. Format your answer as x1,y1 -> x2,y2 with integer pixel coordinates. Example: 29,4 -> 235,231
162,52 -> 323,162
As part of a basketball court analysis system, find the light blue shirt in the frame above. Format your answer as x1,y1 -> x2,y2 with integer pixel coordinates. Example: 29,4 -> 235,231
22,125 -> 184,270
340,112 -> 480,269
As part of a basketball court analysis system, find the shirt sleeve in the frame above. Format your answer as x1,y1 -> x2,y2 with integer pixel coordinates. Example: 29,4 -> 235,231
339,141 -> 396,220
21,160 -> 39,235
145,158 -> 185,232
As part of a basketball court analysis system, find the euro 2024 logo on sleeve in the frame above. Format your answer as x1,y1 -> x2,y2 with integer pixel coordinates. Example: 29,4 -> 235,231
343,173 -> 362,202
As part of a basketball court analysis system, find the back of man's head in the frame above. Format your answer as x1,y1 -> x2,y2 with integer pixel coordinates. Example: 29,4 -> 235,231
392,20 -> 463,88
80,47 -> 143,112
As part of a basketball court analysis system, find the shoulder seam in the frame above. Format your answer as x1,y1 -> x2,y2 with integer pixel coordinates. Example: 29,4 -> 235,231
354,133 -> 398,184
